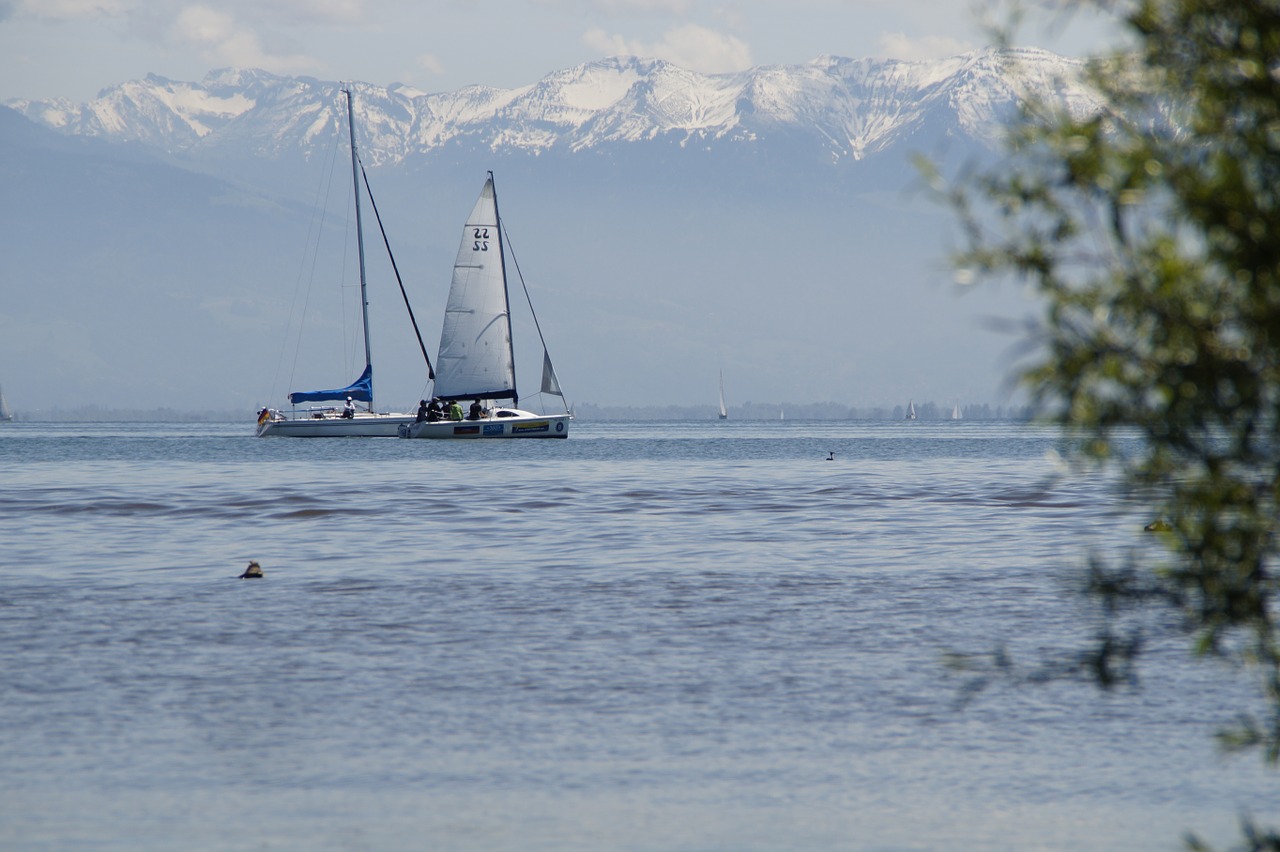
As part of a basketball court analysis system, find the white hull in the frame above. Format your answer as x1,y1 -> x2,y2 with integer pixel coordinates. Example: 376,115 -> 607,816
257,412 -> 416,437
399,409 -> 569,439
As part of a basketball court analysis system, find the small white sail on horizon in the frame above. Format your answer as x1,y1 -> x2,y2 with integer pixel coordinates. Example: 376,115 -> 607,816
906,400 -> 917,420
718,370 -> 728,420
0,385 -> 12,422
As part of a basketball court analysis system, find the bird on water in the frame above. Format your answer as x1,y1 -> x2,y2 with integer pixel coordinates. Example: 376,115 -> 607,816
240,561 -> 264,579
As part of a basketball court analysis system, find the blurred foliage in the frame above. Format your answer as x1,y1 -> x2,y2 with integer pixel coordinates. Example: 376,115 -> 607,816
938,0 -> 1280,846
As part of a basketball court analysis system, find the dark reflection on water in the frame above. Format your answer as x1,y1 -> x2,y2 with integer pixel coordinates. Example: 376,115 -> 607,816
0,420 -> 1271,850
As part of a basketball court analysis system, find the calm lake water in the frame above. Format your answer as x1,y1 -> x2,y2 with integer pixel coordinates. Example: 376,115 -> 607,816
0,419 -> 1273,850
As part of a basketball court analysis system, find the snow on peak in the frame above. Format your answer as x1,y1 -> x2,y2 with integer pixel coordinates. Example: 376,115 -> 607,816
5,49 -> 1096,162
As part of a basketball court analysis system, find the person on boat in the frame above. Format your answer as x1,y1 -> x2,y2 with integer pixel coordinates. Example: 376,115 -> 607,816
343,397 -> 356,419
468,399 -> 484,420
426,398 -> 442,422
416,399 -> 429,422
448,400 -> 464,421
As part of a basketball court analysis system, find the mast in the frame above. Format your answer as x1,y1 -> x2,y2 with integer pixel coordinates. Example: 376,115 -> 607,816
344,86 -> 374,410
489,170 -> 518,407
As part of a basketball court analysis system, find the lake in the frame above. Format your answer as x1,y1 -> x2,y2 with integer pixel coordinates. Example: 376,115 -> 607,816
0,419 -> 1272,850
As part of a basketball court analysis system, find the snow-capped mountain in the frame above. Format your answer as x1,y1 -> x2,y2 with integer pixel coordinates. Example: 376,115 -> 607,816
8,48 -> 1096,168
0,48 -> 1101,415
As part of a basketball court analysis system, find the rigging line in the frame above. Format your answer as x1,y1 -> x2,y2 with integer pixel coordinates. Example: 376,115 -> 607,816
499,222 -> 551,353
500,221 -> 570,414
358,160 -> 435,380
340,153 -> 356,384
280,120 -> 344,406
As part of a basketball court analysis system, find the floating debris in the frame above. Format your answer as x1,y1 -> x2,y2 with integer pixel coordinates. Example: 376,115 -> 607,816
239,560 -> 264,579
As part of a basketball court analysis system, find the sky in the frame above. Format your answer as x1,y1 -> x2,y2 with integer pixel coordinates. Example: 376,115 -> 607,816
0,0 -> 1124,103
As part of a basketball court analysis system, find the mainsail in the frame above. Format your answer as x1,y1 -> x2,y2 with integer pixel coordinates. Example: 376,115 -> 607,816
288,364 -> 373,404
434,176 -> 518,403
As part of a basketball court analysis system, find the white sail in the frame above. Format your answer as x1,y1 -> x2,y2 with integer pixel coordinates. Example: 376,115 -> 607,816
718,371 -> 727,419
0,385 -> 11,421
540,350 -> 563,397
399,172 -> 570,440
906,400 -> 917,420
434,177 -> 517,401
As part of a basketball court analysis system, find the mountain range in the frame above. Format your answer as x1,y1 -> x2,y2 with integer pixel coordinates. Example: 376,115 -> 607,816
2,48 -> 1095,415
10,48 -> 1094,165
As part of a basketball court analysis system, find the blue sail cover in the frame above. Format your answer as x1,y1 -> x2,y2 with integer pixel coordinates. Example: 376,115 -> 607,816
288,365 -> 373,405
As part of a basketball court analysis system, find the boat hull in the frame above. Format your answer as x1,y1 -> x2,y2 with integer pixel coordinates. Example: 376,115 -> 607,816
398,411 -> 570,439
257,412 -> 416,437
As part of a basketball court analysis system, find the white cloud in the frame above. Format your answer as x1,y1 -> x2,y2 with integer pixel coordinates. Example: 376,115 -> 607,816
582,22 -> 752,73
169,5 -> 314,72
875,31 -> 974,61
245,0 -> 365,28
416,53 -> 444,76
171,5 -> 234,45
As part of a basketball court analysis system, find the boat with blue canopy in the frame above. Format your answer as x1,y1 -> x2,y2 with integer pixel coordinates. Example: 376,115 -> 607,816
257,88 -> 433,437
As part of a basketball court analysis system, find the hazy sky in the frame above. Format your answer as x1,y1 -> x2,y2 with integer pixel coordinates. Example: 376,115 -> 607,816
0,0 -> 1123,102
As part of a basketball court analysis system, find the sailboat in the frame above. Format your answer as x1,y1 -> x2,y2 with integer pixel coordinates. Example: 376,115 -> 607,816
399,173 -> 571,440
905,400 -> 917,420
718,370 -> 728,420
257,88 -> 431,438
0,385 -> 12,422
951,401 -> 962,420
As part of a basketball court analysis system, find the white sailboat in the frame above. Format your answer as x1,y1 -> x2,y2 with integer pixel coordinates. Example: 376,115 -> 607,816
0,385 -> 12,422
257,88 -> 430,438
951,401 -> 962,420
905,400 -> 917,420
399,173 -> 570,440
718,370 -> 728,420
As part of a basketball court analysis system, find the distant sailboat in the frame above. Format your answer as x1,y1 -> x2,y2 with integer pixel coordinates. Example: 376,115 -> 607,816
718,370 -> 728,420
0,385 -> 12,422
905,400 -> 917,421
951,401 -> 962,420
